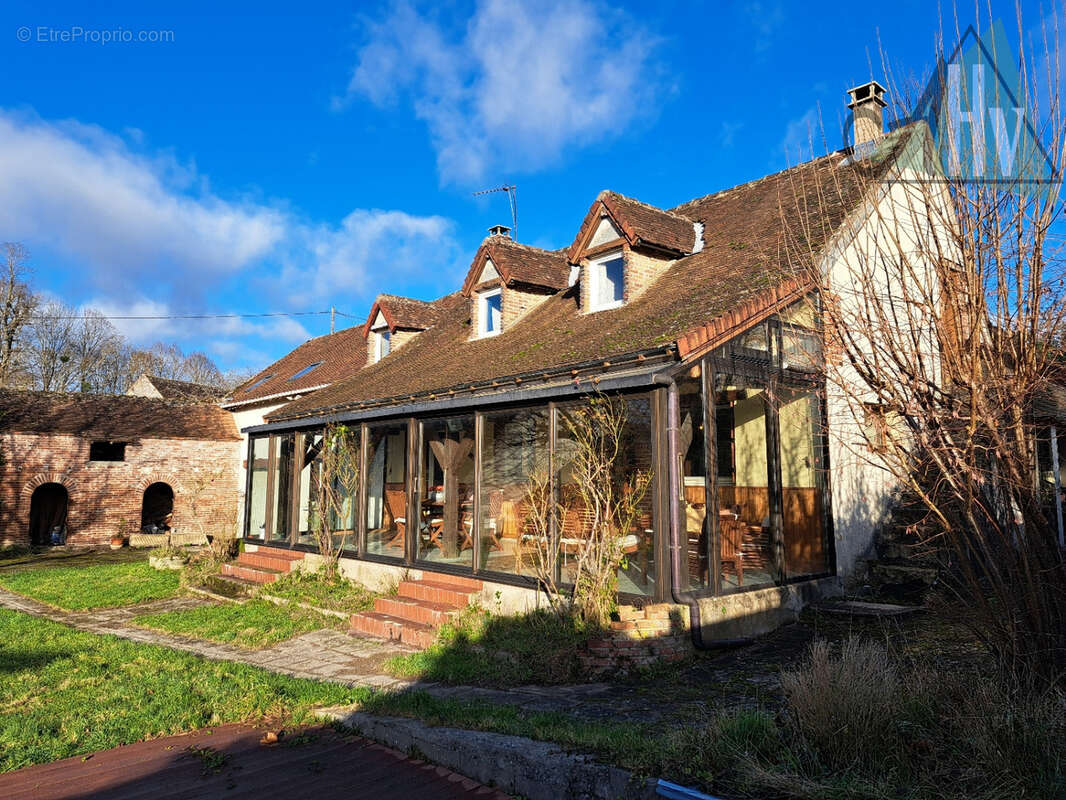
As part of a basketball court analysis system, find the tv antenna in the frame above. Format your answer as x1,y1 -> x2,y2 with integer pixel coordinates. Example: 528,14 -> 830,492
473,184 -> 517,241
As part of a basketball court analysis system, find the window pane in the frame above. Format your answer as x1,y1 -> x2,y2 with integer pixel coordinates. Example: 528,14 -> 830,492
480,406 -> 550,578
485,293 -> 502,332
715,376 -> 776,591
296,432 -> 324,547
247,437 -> 269,539
596,257 -> 624,307
779,386 -> 829,578
268,434 -> 293,543
366,422 -> 407,557
418,415 -> 476,568
556,395 -> 656,597
678,366 -> 709,591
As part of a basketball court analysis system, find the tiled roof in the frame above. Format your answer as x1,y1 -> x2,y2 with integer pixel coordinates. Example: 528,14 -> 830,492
567,191 -> 698,261
142,375 -> 225,402
225,324 -> 368,407
365,294 -> 441,333
270,131 -> 910,423
0,390 -> 240,441
461,236 -> 570,295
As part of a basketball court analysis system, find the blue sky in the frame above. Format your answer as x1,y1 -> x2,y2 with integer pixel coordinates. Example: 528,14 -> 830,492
0,0 -> 1049,370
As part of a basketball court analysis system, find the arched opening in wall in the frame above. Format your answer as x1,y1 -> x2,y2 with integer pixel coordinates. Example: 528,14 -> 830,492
141,483 -> 174,533
29,483 -> 69,547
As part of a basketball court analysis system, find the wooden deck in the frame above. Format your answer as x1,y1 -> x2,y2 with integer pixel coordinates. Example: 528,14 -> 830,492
0,723 -> 510,799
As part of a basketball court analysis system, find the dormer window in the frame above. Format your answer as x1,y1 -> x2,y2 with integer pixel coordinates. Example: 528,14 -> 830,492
588,251 -> 625,311
477,288 -> 503,337
372,327 -> 391,362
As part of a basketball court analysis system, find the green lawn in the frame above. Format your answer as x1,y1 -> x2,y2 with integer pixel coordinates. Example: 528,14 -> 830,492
0,609 -> 366,771
0,561 -> 181,610
262,570 -> 376,614
133,599 -> 339,649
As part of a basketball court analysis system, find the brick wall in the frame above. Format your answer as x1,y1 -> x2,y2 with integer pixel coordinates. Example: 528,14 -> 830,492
501,286 -> 552,329
0,432 -> 241,548
580,603 -> 692,674
578,246 -> 674,313
624,248 -> 674,302
367,329 -> 420,363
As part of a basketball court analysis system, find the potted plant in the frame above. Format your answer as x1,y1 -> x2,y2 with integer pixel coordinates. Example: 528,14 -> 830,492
110,521 -> 127,550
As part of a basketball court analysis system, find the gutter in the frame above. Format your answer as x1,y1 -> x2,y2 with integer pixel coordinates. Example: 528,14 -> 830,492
221,383 -> 332,410
244,366 -> 668,435
654,372 -> 706,649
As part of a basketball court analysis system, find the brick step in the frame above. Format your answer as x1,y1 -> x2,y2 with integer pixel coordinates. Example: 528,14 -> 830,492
348,611 -> 437,649
374,595 -> 461,627
418,571 -> 483,592
237,551 -> 301,573
221,562 -> 282,584
397,579 -> 478,607
245,547 -> 305,560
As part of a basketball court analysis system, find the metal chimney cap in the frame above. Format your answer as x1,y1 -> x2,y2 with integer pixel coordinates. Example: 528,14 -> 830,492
488,224 -> 512,237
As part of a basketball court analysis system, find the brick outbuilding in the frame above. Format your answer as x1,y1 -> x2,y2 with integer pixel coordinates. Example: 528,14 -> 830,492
0,390 -> 241,548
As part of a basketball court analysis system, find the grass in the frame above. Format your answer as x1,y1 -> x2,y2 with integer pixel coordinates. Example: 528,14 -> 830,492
386,606 -> 596,686
0,560 -> 182,610
133,599 -> 339,649
0,609 -> 367,772
262,570 -> 377,614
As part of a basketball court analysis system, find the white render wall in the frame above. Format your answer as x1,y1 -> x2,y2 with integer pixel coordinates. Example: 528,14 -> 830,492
822,154 -> 952,583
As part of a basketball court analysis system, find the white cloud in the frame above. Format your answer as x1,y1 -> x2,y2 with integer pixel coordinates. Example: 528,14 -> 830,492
0,108 -> 458,312
342,0 -> 666,184
87,295 -> 313,343
0,110 -> 286,291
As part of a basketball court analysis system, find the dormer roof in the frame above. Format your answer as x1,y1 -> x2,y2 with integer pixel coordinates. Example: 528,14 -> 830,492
460,236 -> 569,296
567,190 -> 699,262
363,294 -> 440,337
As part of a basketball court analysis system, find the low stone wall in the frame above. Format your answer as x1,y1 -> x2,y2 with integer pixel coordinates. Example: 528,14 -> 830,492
581,603 -> 692,674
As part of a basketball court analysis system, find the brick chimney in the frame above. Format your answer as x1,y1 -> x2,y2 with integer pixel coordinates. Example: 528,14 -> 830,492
847,81 -> 887,148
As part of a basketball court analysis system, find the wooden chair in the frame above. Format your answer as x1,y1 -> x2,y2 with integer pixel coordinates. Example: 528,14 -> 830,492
384,489 -> 407,551
720,505 -> 745,585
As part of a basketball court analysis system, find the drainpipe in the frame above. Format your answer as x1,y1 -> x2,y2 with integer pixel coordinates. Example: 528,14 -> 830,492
654,373 -> 706,649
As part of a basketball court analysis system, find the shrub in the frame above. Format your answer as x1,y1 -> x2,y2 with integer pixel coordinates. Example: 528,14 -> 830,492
780,637 -> 900,772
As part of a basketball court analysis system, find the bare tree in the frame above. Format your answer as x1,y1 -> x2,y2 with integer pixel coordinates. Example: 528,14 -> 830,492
524,396 -> 651,627
309,424 -> 361,581
0,243 -> 37,387
782,10 -> 1066,686
25,301 -> 77,391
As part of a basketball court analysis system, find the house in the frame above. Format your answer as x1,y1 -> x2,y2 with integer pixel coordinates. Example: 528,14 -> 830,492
0,390 -> 241,547
220,325 -> 369,537
126,373 -> 226,402
236,84 -> 943,641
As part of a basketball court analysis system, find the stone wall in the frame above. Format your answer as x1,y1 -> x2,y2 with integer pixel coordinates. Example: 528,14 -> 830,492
0,431 -> 241,548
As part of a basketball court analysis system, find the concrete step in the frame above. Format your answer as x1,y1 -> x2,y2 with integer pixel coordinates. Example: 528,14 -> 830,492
374,595 -> 461,627
200,573 -> 259,598
348,611 -> 437,649
221,562 -> 282,584
237,550 -> 303,573
397,579 -> 477,607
